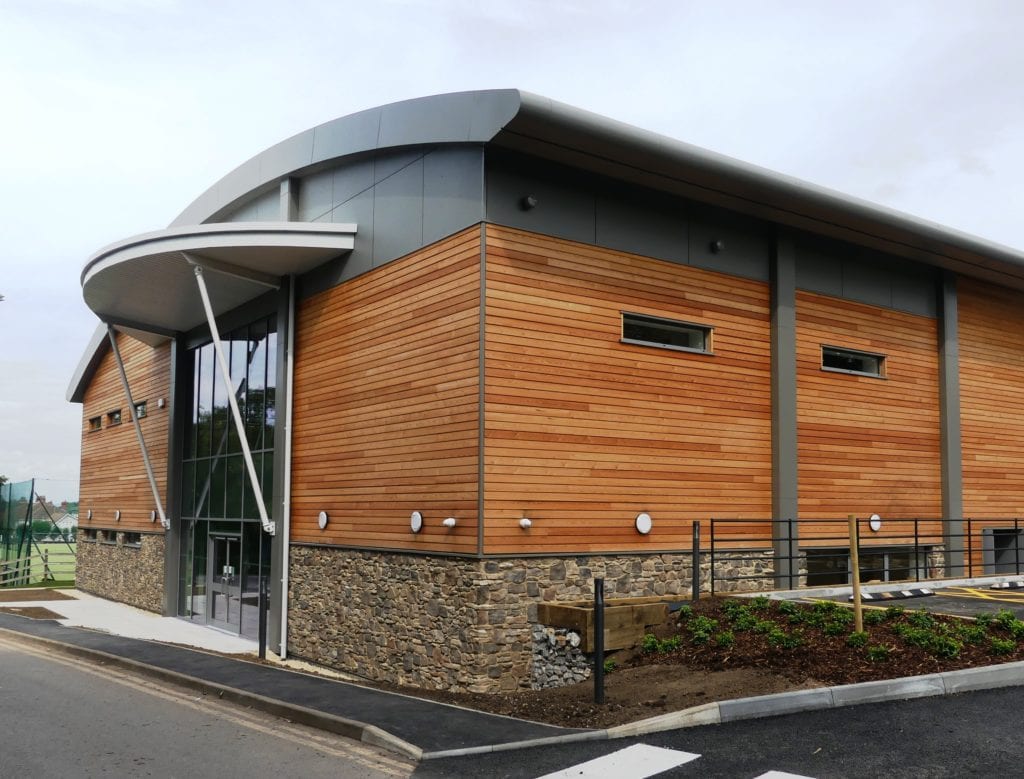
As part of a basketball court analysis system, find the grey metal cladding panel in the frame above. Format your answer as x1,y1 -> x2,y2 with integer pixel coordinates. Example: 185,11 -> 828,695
795,243 -> 843,297
689,216 -> 770,281
332,191 -> 374,278
310,106 -> 382,164
595,196 -> 687,266
256,130 -> 315,184
891,269 -> 937,317
423,148 -> 485,245
297,169 -> 334,222
332,157 -> 375,206
372,158 -> 424,267
377,90 -> 518,149
224,188 -> 279,222
842,261 -> 894,309
486,165 -> 595,244
373,149 -> 426,182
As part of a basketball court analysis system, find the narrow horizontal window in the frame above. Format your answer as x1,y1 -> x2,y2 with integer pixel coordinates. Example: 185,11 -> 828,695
821,345 -> 885,378
134,401 -> 147,419
122,532 -> 142,547
621,313 -> 712,354
107,409 -> 122,426
88,416 -> 102,432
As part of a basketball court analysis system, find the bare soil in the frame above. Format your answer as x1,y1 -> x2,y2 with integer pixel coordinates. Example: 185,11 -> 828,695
0,589 -> 75,602
375,596 -> 1024,729
0,606 -> 66,619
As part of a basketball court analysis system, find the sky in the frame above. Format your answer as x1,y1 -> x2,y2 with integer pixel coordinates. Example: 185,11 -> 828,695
1,0 -> 1023,502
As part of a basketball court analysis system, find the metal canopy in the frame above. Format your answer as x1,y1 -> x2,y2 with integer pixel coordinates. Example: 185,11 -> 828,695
82,222 -> 357,336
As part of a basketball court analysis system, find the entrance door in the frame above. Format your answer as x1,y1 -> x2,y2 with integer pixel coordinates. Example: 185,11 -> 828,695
208,535 -> 242,633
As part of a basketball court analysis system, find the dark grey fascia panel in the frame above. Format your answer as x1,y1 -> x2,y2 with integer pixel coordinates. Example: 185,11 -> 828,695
172,90 -> 520,227
67,323 -> 111,403
495,91 -> 1024,289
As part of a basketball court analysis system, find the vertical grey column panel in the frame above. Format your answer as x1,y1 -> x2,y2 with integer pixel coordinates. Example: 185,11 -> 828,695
939,272 -> 965,576
163,336 -> 186,616
280,178 -> 299,221
771,233 -> 799,587
268,279 -> 292,651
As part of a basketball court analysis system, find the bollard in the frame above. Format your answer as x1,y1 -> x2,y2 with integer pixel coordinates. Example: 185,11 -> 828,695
691,521 -> 700,602
258,574 -> 268,660
849,514 -> 863,634
593,578 -> 605,705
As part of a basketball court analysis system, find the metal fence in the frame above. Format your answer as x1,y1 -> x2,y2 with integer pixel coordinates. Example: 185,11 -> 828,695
0,478 -> 76,587
708,517 -> 1023,595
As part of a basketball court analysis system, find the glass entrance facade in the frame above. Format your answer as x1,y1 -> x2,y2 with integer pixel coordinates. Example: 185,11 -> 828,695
177,315 -> 276,639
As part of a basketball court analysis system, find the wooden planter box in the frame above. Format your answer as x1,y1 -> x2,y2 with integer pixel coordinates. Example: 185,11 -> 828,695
536,597 -> 678,652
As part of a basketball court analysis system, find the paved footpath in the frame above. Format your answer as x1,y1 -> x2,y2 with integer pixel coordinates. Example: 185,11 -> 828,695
0,612 -> 584,758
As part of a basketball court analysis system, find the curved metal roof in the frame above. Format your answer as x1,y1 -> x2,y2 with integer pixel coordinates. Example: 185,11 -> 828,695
173,89 -> 1024,287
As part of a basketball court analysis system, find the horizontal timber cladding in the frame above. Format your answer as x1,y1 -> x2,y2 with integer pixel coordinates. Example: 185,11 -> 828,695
289,227 -> 481,551
482,225 -> 773,555
959,277 -> 1024,517
79,334 -> 171,532
795,290 -> 942,537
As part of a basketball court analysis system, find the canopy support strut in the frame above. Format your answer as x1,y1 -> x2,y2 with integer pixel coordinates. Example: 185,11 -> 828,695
107,325 -> 171,530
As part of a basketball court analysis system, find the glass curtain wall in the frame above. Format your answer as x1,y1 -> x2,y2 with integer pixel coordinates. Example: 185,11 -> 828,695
178,316 -> 276,638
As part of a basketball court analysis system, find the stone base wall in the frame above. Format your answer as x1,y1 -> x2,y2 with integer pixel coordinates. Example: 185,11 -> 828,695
288,546 -> 725,693
76,531 -> 165,613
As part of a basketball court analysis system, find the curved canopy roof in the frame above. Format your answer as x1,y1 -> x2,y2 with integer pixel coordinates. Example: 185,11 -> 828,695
81,221 -> 356,337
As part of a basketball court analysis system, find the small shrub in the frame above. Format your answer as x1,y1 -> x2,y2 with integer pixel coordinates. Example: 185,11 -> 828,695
866,644 -> 891,662
778,600 -> 800,616
661,635 -> 682,652
714,631 -> 736,649
863,609 -> 886,626
688,616 -> 718,645
958,624 -> 989,645
846,631 -> 869,648
990,637 -> 1016,656
1008,620 -> 1024,641
884,605 -> 905,620
929,634 -> 961,659
974,612 -> 994,628
812,600 -> 842,616
641,633 -> 660,653
675,604 -> 694,622
906,609 -> 936,629
995,609 -> 1017,630
753,619 -> 776,634
603,659 -> 617,674
823,621 -> 847,637
750,596 -> 771,611
731,610 -> 758,632
767,628 -> 803,649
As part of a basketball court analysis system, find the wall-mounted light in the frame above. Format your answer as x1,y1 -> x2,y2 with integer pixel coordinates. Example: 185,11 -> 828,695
635,512 -> 653,535
442,517 -> 457,529
318,510 -> 329,530
519,195 -> 538,211
709,239 -> 725,254
869,513 -> 882,532
86,509 -> 92,520
114,510 -> 121,521
519,517 -> 532,530
150,510 -> 157,523
156,397 -> 166,409
410,511 -> 423,533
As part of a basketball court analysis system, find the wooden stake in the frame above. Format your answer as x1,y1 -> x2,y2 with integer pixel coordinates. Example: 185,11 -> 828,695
849,514 -> 863,633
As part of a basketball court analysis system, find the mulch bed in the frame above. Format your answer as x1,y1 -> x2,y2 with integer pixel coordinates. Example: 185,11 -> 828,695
0,588 -> 75,603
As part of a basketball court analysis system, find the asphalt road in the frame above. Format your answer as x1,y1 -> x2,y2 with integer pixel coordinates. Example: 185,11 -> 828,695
416,685 -> 1024,778
0,634 -> 413,779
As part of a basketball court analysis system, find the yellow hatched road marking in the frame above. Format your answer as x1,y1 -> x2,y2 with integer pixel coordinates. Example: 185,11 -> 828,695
941,587 -> 1024,603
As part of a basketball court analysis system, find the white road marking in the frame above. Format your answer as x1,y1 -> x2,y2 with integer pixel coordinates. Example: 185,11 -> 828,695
536,743 -> 700,779
754,771 -> 817,778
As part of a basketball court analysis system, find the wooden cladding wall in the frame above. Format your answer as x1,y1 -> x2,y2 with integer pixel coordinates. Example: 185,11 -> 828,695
960,277 -> 1024,518
482,225 -> 773,555
289,228 -> 481,552
80,334 -> 171,531
795,291 -> 942,536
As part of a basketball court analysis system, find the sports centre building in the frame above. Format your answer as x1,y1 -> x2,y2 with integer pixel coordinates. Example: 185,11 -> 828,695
68,90 -> 1024,692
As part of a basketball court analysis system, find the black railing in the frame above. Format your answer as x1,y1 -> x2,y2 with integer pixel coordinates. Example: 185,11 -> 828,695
706,517 -> 1023,595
